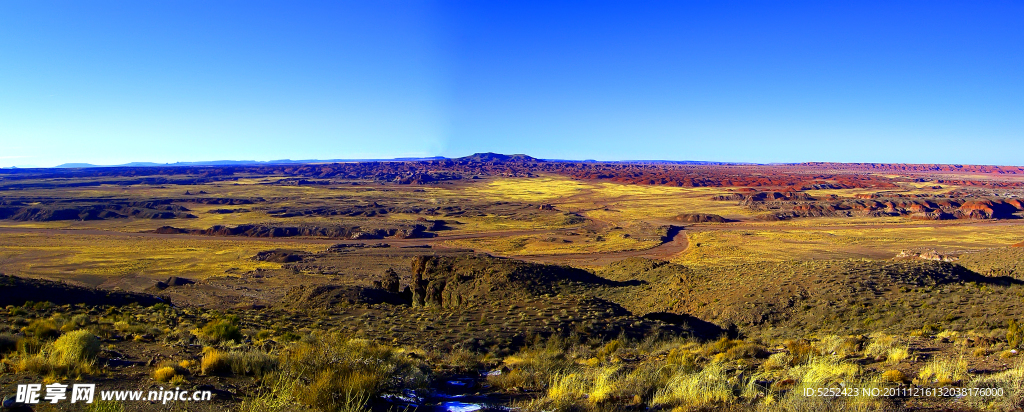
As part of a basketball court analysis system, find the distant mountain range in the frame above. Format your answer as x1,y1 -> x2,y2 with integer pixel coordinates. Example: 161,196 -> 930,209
54,157 -> 448,168
50,153 -> 752,168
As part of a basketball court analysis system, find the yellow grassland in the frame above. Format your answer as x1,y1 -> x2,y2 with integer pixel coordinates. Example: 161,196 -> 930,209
444,231 -> 661,256
677,223 -> 1024,266
0,232 -> 327,280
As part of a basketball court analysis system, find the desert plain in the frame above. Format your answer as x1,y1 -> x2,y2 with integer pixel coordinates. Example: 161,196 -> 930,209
2,154 -> 1024,411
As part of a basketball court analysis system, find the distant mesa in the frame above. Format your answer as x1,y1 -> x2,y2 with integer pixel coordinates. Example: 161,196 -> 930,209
252,249 -> 308,263
674,213 -> 731,223
149,276 -> 196,291
457,152 -> 541,163
895,249 -> 958,262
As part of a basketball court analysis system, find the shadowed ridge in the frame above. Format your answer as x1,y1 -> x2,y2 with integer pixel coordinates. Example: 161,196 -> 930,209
0,273 -> 166,307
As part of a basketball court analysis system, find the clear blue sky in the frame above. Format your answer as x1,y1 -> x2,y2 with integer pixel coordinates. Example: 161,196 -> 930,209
1,1 -> 1021,167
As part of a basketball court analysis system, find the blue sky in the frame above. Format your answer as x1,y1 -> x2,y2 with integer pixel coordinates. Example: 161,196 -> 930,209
1,1 -> 1021,167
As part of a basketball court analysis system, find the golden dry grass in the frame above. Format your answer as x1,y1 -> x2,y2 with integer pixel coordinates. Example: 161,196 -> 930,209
675,223 -> 1024,266
444,231 -> 660,256
0,232 -> 327,281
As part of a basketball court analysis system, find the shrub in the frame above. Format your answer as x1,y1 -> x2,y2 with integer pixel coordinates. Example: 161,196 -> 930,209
276,334 -> 425,411
153,360 -> 189,382
49,330 -> 101,368
196,315 -> 243,343
17,330 -> 100,377
16,336 -> 43,356
880,369 -> 905,383
814,335 -> 863,358
864,333 -> 897,360
442,348 -> 482,371
965,359 -> 1024,411
227,350 -> 277,376
200,348 -> 231,375
1008,320 -> 1023,349
546,370 -> 594,408
651,363 -> 735,408
722,342 -> 768,361
790,356 -> 862,386
595,339 -> 622,359
22,319 -> 59,340
885,346 -> 910,365
785,339 -> 819,365
499,337 -> 573,391
917,354 -> 968,385
0,333 -> 18,353
488,368 -> 541,390
153,366 -> 178,382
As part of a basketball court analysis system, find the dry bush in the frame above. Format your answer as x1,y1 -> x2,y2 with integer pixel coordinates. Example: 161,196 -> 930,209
1008,320 -> 1023,349
274,334 -> 426,412
785,339 -> 819,366
201,348 -> 276,377
885,346 -> 910,365
153,360 -> 189,382
195,315 -> 243,343
595,339 -> 621,360
153,366 -> 178,382
814,335 -> 863,357
665,346 -> 703,373
761,352 -> 792,372
17,330 -> 100,377
21,319 -> 58,339
442,348 -> 482,371
864,333 -> 898,361
500,337 -> 573,391
789,355 -> 862,386
488,368 -> 542,390
651,362 -> 736,409
917,353 -> 968,386
965,358 -> 1024,411
721,342 -> 769,362
0,333 -> 18,353
880,369 -> 905,383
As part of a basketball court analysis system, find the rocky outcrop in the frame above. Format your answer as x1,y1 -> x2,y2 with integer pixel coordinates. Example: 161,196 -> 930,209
405,254 -> 616,309
674,213 -> 730,223
278,284 -> 408,310
379,268 -> 401,293
895,250 -> 958,262
252,250 -> 308,263
714,194 -> 1024,221
0,200 -> 196,221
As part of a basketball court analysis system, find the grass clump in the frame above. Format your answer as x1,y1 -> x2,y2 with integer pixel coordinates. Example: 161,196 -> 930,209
201,348 -> 277,377
885,346 -> 910,365
17,330 -> 101,377
153,366 -> 179,382
651,362 -> 735,409
965,358 -> 1024,411
21,319 -> 59,339
917,353 -> 968,386
196,315 -> 243,343
273,335 -> 426,411
153,360 -> 190,382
